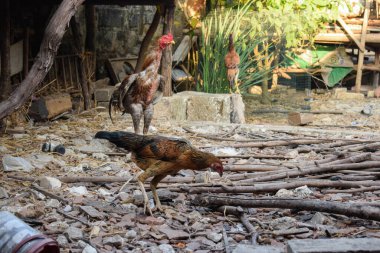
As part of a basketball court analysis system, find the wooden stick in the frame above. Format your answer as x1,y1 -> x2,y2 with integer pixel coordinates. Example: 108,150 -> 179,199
251,109 -> 343,115
240,213 -> 258,244
186,179 -> 380,194
323,186 -> 380,194
192,195 -> 380,222
31,184 -> 69,205
239,154 -> 372,183
203,139 -> 330,149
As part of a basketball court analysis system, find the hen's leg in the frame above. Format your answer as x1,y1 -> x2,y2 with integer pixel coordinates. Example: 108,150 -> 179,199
137,171 -> 153,216
143,103 -> 154,135
130,103 -> 143,134
234,69 -> 240,94
150,174 -> 167,211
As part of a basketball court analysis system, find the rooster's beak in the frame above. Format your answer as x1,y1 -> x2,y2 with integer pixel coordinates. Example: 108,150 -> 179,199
218,171 -> 223,177
171,41 -> 175,45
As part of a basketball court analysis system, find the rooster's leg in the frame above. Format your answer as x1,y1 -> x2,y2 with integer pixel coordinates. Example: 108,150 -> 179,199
130,103 -> 143,134
143,104 -> 154,135
150,174 -> 167,212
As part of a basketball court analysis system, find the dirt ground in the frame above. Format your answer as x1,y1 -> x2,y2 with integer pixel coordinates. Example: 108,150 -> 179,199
0,90 -> 380,253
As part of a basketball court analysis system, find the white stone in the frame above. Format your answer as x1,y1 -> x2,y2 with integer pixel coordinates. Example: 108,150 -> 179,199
82,245 -> 97,253
63,205 -> 72,212
207,232 -> 223,243
46,199 -> 61,208
39,176 -> 62,189
97,188 -> 112,196
2,155 -> 34,172
126,229 -> 137,239
68,186 -> 88,196
65,226 -> 84,240
158,244 -> 175,253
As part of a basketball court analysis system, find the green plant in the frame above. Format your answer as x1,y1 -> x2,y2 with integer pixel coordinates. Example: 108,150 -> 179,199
198,2 -> 272,93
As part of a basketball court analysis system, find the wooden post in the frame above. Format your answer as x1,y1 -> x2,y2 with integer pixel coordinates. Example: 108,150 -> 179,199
373,50 -> 380,88
355,0 -> 370,93
70,16 -> 91,110
85,4 -> 96,52
0,0 -> 85,120
135,9 -> 161,73
161,2 -> 175,96
0,0 -> 11,102
23,27 -> 30,78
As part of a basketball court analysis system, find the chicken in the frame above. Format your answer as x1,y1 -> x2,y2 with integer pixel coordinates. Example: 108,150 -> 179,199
95,130 -> 224,215
109,33 -> 175,134
224,33 -> 240,94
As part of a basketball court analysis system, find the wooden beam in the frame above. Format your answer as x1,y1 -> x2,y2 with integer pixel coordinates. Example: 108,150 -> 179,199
337,16 -> 365,52
0,0 -> 11,102
71,16 -> 91,110
161,2 -> 175,97
0,0 -> 85,120
355,0 -> 370,93
314,33 -> 380,44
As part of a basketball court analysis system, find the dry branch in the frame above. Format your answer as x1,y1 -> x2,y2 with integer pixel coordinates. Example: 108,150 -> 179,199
192,195 -> 380,222
239,154 -> 373,183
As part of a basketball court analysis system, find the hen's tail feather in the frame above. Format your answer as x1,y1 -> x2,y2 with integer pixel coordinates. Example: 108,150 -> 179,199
95,131 -> 144,151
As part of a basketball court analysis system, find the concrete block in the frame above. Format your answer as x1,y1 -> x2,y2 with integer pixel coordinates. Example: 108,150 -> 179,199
288,112 -> 313,126
287,238 -> 380,253
332,87 -> 347,95
28,93 -> 72,121
233,245 -> 284,253
334,91 -> 365,100
367,90 -> 375,98
97,101 -> 109,108
186,92 -> 230,122
154,91 -> 245,123
95,86 -> 116,102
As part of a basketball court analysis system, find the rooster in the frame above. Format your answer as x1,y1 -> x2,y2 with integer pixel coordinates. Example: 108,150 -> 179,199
95,130 -> 224,215
109,33 -> 175,134
224,33 -> 240,94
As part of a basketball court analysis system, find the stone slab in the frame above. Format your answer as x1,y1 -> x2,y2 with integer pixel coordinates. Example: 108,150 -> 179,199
153,91 -> 245,123
233,245 -> 284,253
287,238 -> 380,253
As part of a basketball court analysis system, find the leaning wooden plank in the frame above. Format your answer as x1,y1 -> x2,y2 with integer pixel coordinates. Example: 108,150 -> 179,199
337,16 -> 365,52
172,35 -> 197,66
287,238 -> 380,253
355,1 -> 371,93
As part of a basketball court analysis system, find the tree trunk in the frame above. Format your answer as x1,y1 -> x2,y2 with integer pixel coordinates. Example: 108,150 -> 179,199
135,9 -> 161,73
0,0 -> 11,102
161,3 -> 175,96
70,16 -> 91,110
0,0 -> 86,120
